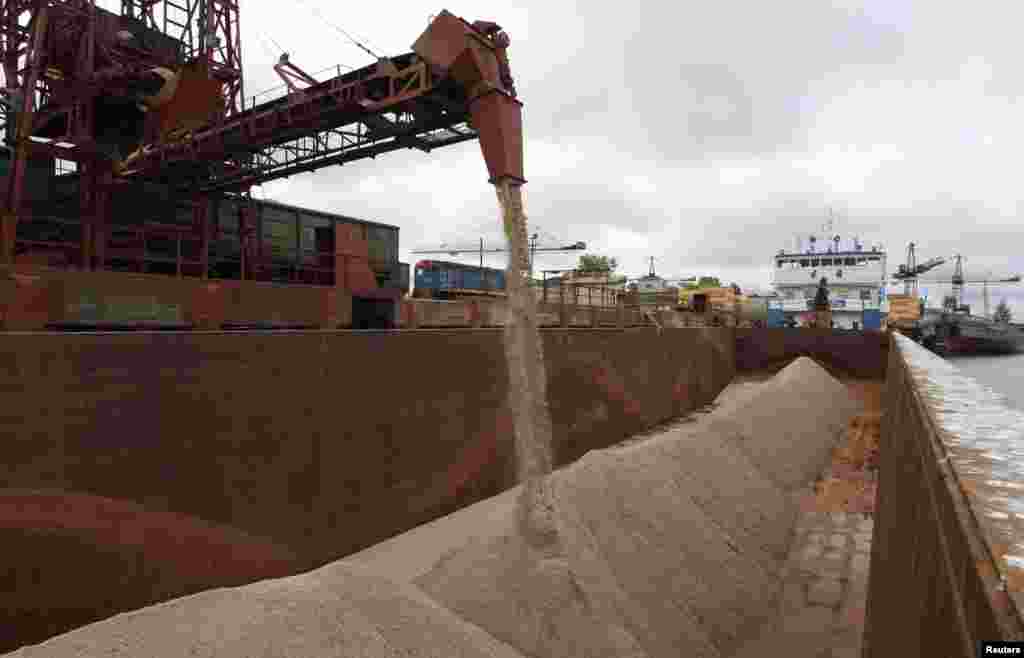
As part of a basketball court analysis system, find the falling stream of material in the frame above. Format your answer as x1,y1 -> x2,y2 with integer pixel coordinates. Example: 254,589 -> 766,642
495,181 -> 561,554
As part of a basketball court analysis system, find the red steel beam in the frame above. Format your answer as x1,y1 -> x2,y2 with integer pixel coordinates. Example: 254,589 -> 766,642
119,10 -> 526,188
118,55 -> 433,177
1,1 -> 48,265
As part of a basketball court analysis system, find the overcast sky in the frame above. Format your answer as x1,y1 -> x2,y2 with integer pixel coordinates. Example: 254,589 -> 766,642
238,0 -> 1024,311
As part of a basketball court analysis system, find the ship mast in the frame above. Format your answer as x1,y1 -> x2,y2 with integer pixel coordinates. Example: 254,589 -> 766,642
944,254 -> 965,312
983,273 -> 992,319
904,243 -> 918,297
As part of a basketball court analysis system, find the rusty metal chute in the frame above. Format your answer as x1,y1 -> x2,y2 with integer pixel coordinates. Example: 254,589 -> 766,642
412,10 -> 524,186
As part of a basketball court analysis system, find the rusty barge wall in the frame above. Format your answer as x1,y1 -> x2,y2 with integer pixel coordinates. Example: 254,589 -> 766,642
401,297 -> 706,329
0,327 -> 733,652
0,266 -> 355,329
865,334 -> 1024,655
735,328 -> 889,378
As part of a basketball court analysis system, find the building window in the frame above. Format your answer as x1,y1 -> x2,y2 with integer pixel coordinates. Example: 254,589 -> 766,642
55,158 -> 76,176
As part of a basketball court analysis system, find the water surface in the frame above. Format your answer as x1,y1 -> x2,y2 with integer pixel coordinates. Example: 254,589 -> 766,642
945,353 -> 1024,410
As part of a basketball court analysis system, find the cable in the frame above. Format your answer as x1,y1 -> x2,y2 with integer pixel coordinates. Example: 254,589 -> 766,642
245,0 -> 381,102
318,14 -> 379,59
291,0 -> 382,59
339,26 -> 388,58
253,31 -> 279,60
263,31 -> 286,55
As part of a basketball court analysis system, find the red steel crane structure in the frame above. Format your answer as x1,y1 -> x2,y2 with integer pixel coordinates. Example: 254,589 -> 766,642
0,2 -> 524,322
0,0 -> 246,266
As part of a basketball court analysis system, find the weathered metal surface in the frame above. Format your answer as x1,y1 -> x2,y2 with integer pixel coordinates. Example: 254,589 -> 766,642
0,266 -> 355,330
734,328 -> 890,379
0,490 -> 299,653
66,292 -> 184,323
864,335 -> 1024,656
897,336 -> 1024,602
413,10 -> 524,184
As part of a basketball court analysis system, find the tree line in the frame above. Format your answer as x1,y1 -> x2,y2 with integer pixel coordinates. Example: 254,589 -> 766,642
575,254 -> 738,292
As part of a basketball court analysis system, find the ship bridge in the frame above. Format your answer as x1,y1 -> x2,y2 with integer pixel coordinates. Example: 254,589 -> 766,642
771,249 -> 888,315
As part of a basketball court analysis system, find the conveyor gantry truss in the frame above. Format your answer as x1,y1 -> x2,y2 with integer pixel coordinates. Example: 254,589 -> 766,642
119,51 -> 481,193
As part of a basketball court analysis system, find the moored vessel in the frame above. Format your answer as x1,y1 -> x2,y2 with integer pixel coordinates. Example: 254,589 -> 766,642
930,312 -> 1024,355
770,218 -> 887,330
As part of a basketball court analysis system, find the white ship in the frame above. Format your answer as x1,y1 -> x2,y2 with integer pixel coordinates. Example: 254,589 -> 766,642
770,219 -> 888,330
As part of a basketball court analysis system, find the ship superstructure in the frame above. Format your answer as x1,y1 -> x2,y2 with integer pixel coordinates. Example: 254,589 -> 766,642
770,221 -> 887,330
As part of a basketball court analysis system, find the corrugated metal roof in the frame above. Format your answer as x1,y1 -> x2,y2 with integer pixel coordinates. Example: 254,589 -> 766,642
229,195 -> 400,232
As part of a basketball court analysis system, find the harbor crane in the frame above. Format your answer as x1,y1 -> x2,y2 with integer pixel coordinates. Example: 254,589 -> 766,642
913,254 -> 1021,315
976,271 -> 1022,319
892,243 -> 945,296
945,254 -> 1020,314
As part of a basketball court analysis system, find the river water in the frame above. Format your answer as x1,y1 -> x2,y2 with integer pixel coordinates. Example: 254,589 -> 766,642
945,353 -> 1024,410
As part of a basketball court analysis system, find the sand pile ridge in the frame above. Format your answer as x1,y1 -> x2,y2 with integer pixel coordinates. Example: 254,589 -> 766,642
3,561 -> 527,658
344,356 -> 860,657
706,356 -> 864,491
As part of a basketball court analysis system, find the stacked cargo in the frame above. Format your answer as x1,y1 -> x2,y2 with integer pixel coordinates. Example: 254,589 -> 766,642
677,287 -> 732,310
887,294 -> 921,326
705,287 -> 738,312
736,296 -> 769,326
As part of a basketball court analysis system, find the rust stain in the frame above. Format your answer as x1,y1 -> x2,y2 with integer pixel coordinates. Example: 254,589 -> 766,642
959,478 -> 979,499
445,425 -> 500,499
13,273 -> 40,286
811,405 -> 882,514
591,362 -> 643,415
1004,566 -> 1024,594
0,491 -> 299,582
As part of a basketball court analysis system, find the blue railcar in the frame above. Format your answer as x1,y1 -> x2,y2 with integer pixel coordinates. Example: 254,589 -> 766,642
767,308 -> 786,328
463,270 -> 482,290
413,260 -> 507,299
414,268 -> 440,291
862,309 -> 883,330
